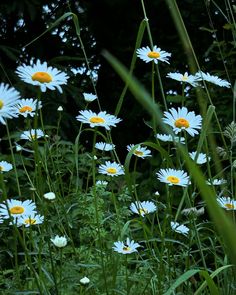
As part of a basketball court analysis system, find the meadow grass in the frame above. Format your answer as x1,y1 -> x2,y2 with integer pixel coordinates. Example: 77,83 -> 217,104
0,0 -> 236,294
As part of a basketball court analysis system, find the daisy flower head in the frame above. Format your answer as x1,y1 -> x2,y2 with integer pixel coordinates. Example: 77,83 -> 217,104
17,98 -> 42,118
98,161 -> 124,177
217,197 -> 236,210
195,71 -> 231,88
17,213 -> 44,227
43,192 -> 56,200
163,107 -> 202,137
0,161 -> 13,172
20,129 -> 45,141
83,92 -> 97,102
0,199 -> 37,221
156,133 -> 185,144
95,142 -> 115,151
113,237 -> 141,254
206,178 -> 227,186
51,235 -> 67,248
130,201 -> 157,217
0,83 -> 20,124
96,180 -> 108,187
167,72 -> 200,87
76,110 -> 122,130
156,168 -> 190,187
171,221 -> 189,235
127,144 -> 152,159
16,59 -> 69,93
189,151 -> 210,164
136,45 -> 171,64
80,277 -> 90,285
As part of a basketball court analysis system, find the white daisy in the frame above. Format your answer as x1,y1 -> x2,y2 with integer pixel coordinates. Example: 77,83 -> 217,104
167,72 -> 200,87
0,83 -> 20,124
206,178 -> 227,185
130,201 -> 157,217
136,45 -> 171,64
0,161 -> 13,172
155,133 -> 185,144
80,277 -> 90,285
217,197 -> 236,210
98,161 -> 124,177
83,93 -> 97,102
96,180 -> 108,187
0,199 -> 37,221
171,221 -> 189,235
51,235 -> 67,247
43,192 -> 56,200
163,107 -> 202,137
156,168 -> 190,187
76,110 -> 122,130
95,142 -> 115,151
195,71 -> 231,88
20,129 -> 45,141
16,59 -> 69,93
189,151 -> 210,164
17,98 -> 42,118
113,238 -> 141,254
127,144 -> 152,159
17,213 -> 44,227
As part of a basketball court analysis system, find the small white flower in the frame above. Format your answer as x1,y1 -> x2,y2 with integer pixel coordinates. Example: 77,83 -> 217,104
80,276 -> 90,285
17,98 -> 42,118
95,142 -> 115,151
57,106 -> 63,111
51,235 -> 67,247
217,197 -> 236,210
83,93 -> 97,102
96,180 -> 108,187
156,133 -> 185,144
98,161 -> 124,177
43,192 -> 56,200
130,201 -> 157,217
167,72 -> 200,87
154,190 -> 160,196
20,129 -> 45,141
206,178 -> 227,185
136,45 -> 171,64
17,213 -> 44,227
113,238 -> 141,254
195,71 -> 231,88
127,144 -> 152,159
171,221 -> 189,235
156,168 -> 190,187
189,151 -> 210,164
0,161 -> 13,172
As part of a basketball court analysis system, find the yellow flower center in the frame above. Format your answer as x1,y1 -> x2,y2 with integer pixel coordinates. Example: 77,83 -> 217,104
106,167 -> 117,174
134,150 -> 144,156
138,208 -> 148,215
0,166 -> 2,171
0,99 -> 4,109
225,203 -> 234,209
147,51 -> 160,59
175,118 -> 190,128
89,116 -> 105,124
123,246 -> 131,252
10,206 -> 25,215
20,106 -> 33,113
24,218 -> 37,225
167,176 -> 180,184
182,74 -> 188,81
32,72 -> 52,83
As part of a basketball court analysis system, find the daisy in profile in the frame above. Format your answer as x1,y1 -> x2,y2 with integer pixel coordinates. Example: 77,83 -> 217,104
217,197 -> 236,210
0,199 -> 37,221
16,59 -> 69,93
17,98 -> 42,118
96,180 -> 108,187
195,71 -> 231,88
17,213 -> 44,227
206,178 -> 227,185
171,221 -> 189,235
155,133 -> 185,144
0,83 -> 20,125
51,235 -> 67,248
163,107 -> 202,137
76,110 -> 122,130
127,144 -> 152,159
113,238 -> 141,254
189,151 -> 210,164
136,45 -> 171,64
0,161 -> 13,172
156,168 -> 190,187
20,129 -> 45,141
130,201 -> 157,217
83,93 -> 97,102
167,72 -> 200,87
98,161 -> 124,177
95,142 -> 115,151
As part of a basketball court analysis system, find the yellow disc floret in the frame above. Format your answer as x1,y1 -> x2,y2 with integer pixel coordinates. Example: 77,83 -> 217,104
0,100 -> 4,109
167,176 -> 180,184
19,106 -> 33,113
147,51 -> 161,59
10,206 -> 25,215
32,72 -> 52,83
106,167 -> 117,174
175,118 -> 190,128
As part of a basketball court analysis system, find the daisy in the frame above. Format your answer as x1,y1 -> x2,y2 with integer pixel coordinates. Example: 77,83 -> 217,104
163,107 -> 202,137
51,235 -> 67,247
20,129 -> 45,141
16,59 -> 69,93
136,45 -> 171,64
217,197 -> 236,210
83,93 -> 97,102
0,161 -> 13,172
195,71 -> 231,88
113,238 -> 141,254
0,83 -> 20,124
206,178 -> 227,185
43,192 -> 56,200
96,180 -> 108,187
17,98 -> 42,118
0,199 -> 37,221
130,201 -> 157,217
156,168 -> 190,187
155,133 -> 185,144
189,151 -> 210,164
127,144 -> 152,159
95,142 -> 115,151
17,213 -> 44,227
76,110 -> 122,130
98,161 -> 124,177
171,221 -> 189,235
167,72 -> 200,87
